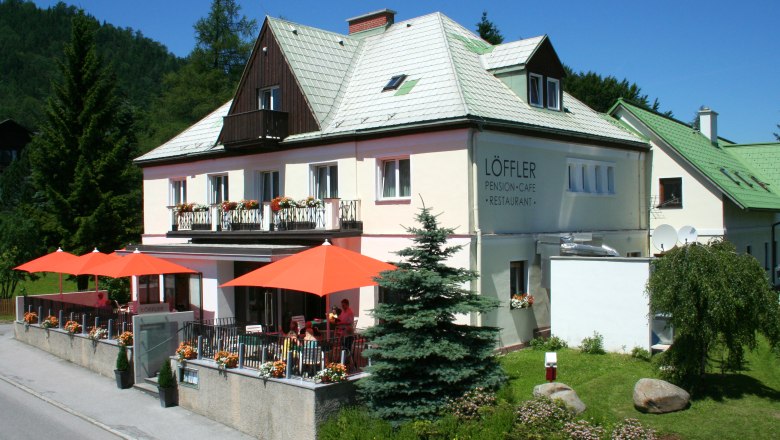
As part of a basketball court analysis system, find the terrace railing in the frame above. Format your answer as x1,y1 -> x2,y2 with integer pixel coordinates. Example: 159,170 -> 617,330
181,321 -> 369,378
23,295 -> 135,337
168,199 -> 362,233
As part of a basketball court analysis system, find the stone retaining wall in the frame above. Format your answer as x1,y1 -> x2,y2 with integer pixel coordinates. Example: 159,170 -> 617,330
173,358 -> 357,439
14,322 -> 132,380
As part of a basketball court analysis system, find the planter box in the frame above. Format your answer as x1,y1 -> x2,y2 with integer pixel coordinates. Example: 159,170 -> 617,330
14,322 -> 133,380
172,358 -> 357,440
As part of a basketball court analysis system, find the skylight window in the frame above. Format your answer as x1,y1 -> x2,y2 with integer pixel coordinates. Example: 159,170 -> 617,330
720,168 -> 741,185
733,171 -> 754,188
383,74 -> 407,91
750,175 -> 771,192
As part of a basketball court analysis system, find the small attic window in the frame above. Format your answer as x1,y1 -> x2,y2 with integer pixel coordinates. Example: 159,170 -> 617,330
383,74 -> 407,91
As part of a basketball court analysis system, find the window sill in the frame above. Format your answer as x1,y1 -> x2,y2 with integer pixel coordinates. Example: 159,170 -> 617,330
375,198 -> 412,205
656,205 -> 683,210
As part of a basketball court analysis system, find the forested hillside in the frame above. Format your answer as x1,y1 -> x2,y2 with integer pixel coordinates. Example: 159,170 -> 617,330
0,0 -> 182,131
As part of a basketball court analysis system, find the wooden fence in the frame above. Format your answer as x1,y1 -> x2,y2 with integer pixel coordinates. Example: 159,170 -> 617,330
0,298 -> 14,316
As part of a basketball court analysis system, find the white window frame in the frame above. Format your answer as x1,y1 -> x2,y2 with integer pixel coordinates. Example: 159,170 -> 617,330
546,77 -> 560,110
528,73 -> 543,108
378,157 -> 411,200
208,174 -> 229,205
312,163 -> 338,199
256,170 -> 280,203
567,159 -> 615,195
510,261 -> 527,296
258,86 -> 281,111
169,178 -> 187,206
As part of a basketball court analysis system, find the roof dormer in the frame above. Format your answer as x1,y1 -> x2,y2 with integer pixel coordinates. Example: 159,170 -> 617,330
482,35 -> 566,111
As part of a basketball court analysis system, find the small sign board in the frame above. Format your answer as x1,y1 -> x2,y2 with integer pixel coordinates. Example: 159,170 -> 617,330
137,303 -> 169,314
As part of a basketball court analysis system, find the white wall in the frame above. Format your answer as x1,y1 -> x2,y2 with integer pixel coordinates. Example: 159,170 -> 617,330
550,256 -> 651,352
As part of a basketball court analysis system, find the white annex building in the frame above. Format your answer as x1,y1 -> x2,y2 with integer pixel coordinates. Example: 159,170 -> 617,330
134,10 -> 650,348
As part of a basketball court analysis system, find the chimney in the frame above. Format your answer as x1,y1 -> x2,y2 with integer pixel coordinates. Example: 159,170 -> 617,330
698,107 -> 718,145
347,9 -> 396,35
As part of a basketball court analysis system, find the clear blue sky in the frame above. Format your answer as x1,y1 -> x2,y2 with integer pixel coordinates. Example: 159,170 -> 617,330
32,0 -> 780,143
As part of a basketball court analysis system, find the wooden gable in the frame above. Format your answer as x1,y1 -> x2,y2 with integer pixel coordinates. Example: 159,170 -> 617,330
219,20 -> 320,148
526,38 -> 566,79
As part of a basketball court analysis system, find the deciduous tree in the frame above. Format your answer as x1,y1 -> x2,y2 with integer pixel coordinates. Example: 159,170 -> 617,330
647,239 -> 780,391
358,206 -> 504,424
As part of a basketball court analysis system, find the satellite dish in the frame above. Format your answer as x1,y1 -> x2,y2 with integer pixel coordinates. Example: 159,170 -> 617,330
652,224 -> 678,252
678,225 -> 698,245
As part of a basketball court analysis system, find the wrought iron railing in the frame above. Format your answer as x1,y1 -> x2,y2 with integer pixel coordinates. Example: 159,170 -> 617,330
181,321 -> 369,377
173,209 -> 212,231
23,296 -> 135,336
273,206 -> 325,231
222,208 -> 263,231
339,199 -> 362,230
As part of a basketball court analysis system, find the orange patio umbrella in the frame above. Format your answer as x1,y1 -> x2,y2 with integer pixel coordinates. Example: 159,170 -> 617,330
221,241 -> 396,333
89,249 -> 197,277
58,248 -> 121,296
221,241 -> 395,296
14,247 -> 79,296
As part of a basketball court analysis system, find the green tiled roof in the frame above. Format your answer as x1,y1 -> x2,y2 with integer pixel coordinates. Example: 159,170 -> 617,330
613,99 -> 780,210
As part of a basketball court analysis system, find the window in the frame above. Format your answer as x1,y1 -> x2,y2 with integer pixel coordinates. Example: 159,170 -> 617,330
257,171 -> 280,203
567,159 -> 615,195
658,178 -> 682,208
314,164 -> 338,199
383,74 -> 407,91
528,73 -> 543,107
546,78 -> 560,110
380,158 -> 411,199
765,242 -> 770,270
209,174 -> 229,205
258,87 -> 281,111
169,178 -> 187,206
510,261 -> 526,296
138,275 -> 160,304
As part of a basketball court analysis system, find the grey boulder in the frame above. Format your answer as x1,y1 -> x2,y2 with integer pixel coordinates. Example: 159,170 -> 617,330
633,378 -> 690,414
533,383 -> 586,414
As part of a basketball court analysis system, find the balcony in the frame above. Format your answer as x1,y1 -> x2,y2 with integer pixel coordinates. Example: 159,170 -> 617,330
220,109 -> 288,149
169,199 -> 362,236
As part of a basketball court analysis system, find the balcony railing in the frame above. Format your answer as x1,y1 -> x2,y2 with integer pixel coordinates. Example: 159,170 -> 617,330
169,199 -> 362,233
220,109 -> 288,148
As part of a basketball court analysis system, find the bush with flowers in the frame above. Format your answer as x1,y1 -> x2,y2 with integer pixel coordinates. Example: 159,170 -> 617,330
315,362 -> 348,383
117,331 -> 133,346
176,341 -> 197,362
258,360 -> 287,378
510,293 -> 534,310
221,200 -> 238,212
299,196 -> 323,208
270,196 -> 298,212
611,418 -> 656,440
175,203 -> 194,213
443,387 -> 497,421
214,350 -> 238,369
23,311 -> 38,327
88,326 -> 108,341
63,320 -> 81,334
41,315 -> 59,329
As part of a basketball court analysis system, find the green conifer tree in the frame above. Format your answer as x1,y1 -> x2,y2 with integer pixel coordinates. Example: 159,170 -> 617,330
29,12 -> 141,287
358,206 -> 504,424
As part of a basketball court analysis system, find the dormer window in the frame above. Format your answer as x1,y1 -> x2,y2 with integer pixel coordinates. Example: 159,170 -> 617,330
529,73 -> 543,108
546,78 -> 560,110
383,74 -> 407,91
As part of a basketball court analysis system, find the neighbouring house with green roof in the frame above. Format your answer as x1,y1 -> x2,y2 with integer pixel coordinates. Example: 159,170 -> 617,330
133,8 -> 650,367
610,99 -> 780,284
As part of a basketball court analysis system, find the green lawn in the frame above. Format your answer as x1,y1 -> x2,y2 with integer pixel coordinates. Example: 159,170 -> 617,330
15,273 -> 80,295
320,341 -> 780,439
500,342 -> 780,439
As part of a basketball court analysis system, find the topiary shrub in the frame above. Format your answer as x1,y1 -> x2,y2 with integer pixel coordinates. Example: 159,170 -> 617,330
115,345 -> 129,371
580,331 -> 606,354
157,359 -> 176,389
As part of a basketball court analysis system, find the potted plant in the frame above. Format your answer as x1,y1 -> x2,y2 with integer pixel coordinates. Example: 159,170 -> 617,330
157,359 -> 177,407
115,345 -> 133,389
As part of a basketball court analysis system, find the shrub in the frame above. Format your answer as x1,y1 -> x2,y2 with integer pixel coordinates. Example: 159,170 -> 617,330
516,396 -> 574,431
530,335 -> 569,351
611,418 -> 656,440
117,331 -> 133,346
157,359 -> 176,389
444,387 -> 498,421
580,332 -> 606,354
563,419 -> 606,440
115,345 -> 129,371
631,346 -> 651,362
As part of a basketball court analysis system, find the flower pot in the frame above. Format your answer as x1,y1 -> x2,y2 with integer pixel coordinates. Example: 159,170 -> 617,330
114,369 -> 133,389
158,386 -> 177,408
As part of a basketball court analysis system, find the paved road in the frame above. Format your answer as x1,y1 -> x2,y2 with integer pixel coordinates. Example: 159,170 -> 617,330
0,324 -> 253,440
0,378 -> 119,439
